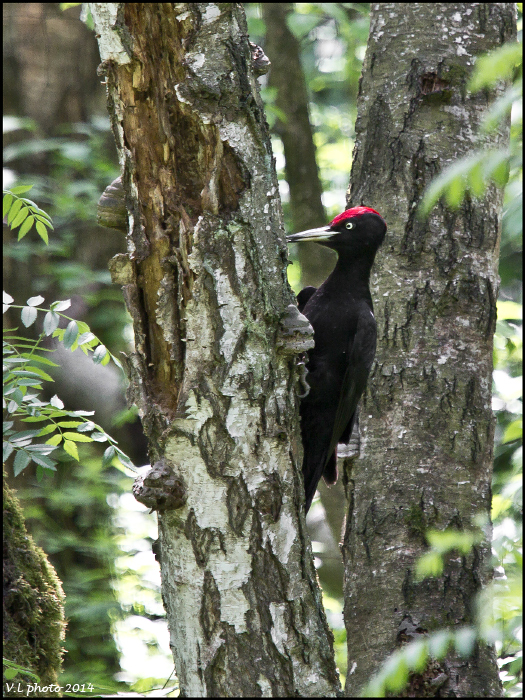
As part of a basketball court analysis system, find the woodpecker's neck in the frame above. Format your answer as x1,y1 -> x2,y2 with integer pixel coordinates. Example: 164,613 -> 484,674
327,249 -> 376,302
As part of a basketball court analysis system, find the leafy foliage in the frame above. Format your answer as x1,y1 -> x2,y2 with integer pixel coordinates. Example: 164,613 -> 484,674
3,186 -> 54,243
3,190 -> 135,479
3,292 -> 135,478
419,41 -> 522,215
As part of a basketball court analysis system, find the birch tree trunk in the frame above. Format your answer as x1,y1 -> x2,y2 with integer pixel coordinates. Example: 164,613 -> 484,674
342,3 -> 516,696
90,3 -> 339,696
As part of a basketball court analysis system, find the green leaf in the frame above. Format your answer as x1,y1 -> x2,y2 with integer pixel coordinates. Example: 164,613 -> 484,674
3,193 -> 14,217
20,365 -> 54,381
92,345 -> 108,364
13,450 -> 31,476
63,320 -> 79,349
17,215 -> 35,239
57,421 -> 84,428
103,445 -> 116,466
35,220 -> 49,244
49,395 -> 64,409
20,306 -> 38,328
77,331 -> 96,346
404,639 -> 429,673
77,421 -> 96,432
46,434 -> 63,446
469,42 -> 523,92
11,207 -> 29,229
63,439 -> 79,461
115,450 -> 136,472
37,424 -> 58,437
426,528 -> 479,554
7,198 -> 23,225
43,311 -> 60,336
20,353 -> 59,367
383,653 -> 409,693
30,453 -> 57,470
497,300 -> 522,321
503,419 -> 522,444
3,442 -> 15,462
9,185 -> 33,195
62,432 -> 93,443
51,299 -> 71,312
10,429 -> 41,440
90,431 -> 108,442
415,551 -> 443,580
26,295 -> 45,307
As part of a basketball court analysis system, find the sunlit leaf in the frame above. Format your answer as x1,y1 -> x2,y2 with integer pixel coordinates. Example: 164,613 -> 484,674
62,432 -> 93,443
51,299 -> 71,312
415,551 -> 443,580
46,434 -> 63,446
63,439 -> 79,461
21,306 -> 38,328
92,345 -> 108,364
43,311 -> 60,336
17,215 -> 35,239
26,295 -> 45,307
63,320 -> 79,349
35,220 -> 49,244
49,394 -> 64,409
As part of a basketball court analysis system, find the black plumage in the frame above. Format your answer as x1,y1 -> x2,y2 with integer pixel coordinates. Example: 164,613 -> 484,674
287,207 -> 387,512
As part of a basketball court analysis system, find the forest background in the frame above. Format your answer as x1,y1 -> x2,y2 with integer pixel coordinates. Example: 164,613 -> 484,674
3,3 -> 522,696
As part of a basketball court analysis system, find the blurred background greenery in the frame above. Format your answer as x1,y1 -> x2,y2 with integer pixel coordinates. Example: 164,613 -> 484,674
3,3 -> 521,695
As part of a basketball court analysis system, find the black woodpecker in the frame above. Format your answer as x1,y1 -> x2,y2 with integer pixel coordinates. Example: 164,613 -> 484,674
287,206 -> 387,513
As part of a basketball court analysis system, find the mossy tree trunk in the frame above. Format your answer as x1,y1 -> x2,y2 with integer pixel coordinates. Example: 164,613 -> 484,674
342,3 -> 516,696
90,3 -> 339,696
3,471 -> 66,695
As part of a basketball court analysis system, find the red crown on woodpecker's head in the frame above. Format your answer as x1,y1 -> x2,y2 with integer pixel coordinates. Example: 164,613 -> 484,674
330,207 -> 383,227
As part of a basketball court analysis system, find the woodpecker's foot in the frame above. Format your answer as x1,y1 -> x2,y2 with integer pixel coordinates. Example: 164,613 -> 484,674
277,303 -> 315,355
296,360 -> 310,398
250,42 -> 271,76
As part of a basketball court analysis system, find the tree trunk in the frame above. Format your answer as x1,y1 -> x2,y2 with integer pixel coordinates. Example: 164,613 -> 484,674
91,3 -> 339,696
342,3 -> 516,696
262,2 -> 336,288
3,470 -> 66,694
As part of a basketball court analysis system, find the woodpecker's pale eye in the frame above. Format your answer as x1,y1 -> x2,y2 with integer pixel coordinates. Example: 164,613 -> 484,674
345,222 -> 354,230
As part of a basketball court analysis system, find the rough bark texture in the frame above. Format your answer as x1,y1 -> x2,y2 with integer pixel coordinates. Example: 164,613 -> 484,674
262,2 -> 336,288
3,471 -> 66,695
342,3 -> 515,696
90,3 -> 339,696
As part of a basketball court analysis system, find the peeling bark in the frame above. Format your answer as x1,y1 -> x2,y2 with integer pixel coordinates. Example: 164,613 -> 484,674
90,3 -> 339,695
343,3 -> 515,696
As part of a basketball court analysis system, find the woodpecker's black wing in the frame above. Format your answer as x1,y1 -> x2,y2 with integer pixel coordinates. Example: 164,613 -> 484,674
325,303 -> 377,470
300,301 -> 377,512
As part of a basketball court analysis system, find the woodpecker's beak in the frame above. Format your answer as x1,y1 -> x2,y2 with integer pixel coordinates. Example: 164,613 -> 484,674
286,226 -> 333,243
